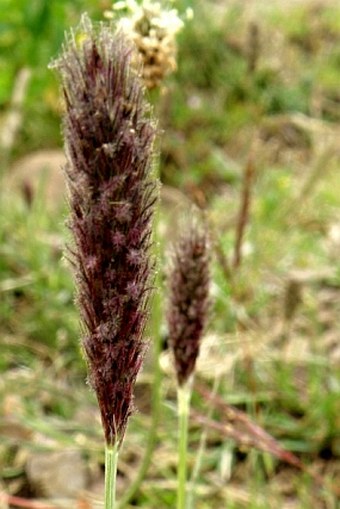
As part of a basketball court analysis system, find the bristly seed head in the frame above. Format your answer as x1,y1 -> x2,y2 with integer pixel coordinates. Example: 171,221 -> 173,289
167,217 -> 210,386
52,14 -> 158,447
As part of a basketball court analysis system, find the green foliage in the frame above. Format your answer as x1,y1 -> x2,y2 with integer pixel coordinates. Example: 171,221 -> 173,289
0,191 -> 80,368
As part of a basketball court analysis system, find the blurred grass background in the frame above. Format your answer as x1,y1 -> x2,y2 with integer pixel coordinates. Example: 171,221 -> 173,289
0,0 -> 339,507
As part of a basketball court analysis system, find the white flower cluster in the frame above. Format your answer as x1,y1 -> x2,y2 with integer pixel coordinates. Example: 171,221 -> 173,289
106,1 -> 190,89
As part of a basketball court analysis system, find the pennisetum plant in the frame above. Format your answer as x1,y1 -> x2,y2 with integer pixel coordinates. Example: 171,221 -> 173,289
51,14 -> 158,508
167,217 -> 211,509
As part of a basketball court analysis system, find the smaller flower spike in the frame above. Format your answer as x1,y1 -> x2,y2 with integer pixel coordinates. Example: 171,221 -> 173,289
167,218 -> 210,386
52,14 -> 157,447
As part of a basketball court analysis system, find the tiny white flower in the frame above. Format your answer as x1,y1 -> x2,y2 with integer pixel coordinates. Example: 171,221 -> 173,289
107,0 -> 188,89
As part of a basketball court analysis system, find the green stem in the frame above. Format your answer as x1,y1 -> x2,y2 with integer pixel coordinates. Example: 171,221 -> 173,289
105,443 -> 119,509
0,67 -> 32,171
177,381 -> 192,509
187,376 -> 221,509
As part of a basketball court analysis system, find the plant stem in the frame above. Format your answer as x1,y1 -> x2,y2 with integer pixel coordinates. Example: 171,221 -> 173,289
187,376 -> 221,509
233,154 -> 255,270
177,381 -> 192,509
0,67 -> 31,170
105,443 -> 119,509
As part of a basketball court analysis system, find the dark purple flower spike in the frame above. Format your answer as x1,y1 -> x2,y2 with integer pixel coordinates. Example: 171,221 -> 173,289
52,15 -> 157,447
167,218 -> 210,386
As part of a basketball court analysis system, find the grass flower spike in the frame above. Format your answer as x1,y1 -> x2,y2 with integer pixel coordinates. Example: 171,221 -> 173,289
52,14 -> 157,507
167,219 -> 210,386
